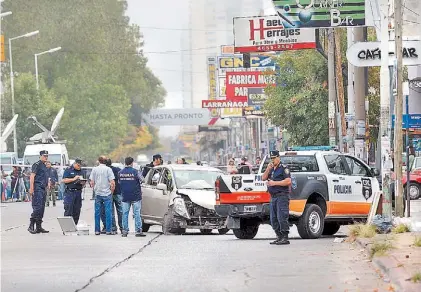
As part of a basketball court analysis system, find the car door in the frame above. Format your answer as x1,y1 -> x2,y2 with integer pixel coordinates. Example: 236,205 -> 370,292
323,153 -> 355,215
141,167 -> 162,220
344,155 -> 377,207
153,168 -> 173,220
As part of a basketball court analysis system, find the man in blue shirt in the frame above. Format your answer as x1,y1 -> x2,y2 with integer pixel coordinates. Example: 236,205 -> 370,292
28,150 -> 49,234
62,158 -> 85,225
262,150 -> 292,245
119,156 -> 146,237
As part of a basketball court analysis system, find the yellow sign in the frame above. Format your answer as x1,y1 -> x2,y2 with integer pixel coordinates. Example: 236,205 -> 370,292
207,57 -> 219,118
221,45 -> 234,55
221,108 -> 243,118
0,35 -> 5,62
218,56 -> 272,69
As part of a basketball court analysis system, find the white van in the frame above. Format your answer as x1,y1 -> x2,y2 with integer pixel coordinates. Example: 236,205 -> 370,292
23,143 -> 69,166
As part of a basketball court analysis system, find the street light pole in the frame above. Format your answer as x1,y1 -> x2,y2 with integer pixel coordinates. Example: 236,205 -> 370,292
34,47 -> 61,90
8,30 -> 39,154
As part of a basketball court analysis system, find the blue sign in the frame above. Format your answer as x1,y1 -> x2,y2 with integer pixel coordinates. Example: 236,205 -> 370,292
392,114 -> 421,129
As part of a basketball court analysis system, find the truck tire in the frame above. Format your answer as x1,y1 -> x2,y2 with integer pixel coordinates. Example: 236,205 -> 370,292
218,228 -> 230,235
162,207 -> 186,235
322,222 -> 341,236
297,204 -> 324,239
200,229 -> 213,235
142,221 -> 151,232
407,183 -> 421,200
233,219 -> 259,239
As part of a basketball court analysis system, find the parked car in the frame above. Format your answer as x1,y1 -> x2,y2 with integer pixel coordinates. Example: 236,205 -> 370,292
141,164 -> 229,235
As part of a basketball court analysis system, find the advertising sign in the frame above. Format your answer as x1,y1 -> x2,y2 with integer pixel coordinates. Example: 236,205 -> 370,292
207,56 -> 220,119
221,45 -> 234,55
221,108 -> 244,118
225,71 -> 276,102
247,88 -> 267,106
233,15 -> 316,53
243,107 -> 265,117
347,41 -> 421,67
202,100 -> 249,108
0,35 -> 4,62
143,108 -> 211,126
198,126 -> 229,132
392,114 -> 421,129
272,0 -> 366,28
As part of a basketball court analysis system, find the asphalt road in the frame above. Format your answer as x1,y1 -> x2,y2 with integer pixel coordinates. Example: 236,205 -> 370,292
1,193 -> 394,292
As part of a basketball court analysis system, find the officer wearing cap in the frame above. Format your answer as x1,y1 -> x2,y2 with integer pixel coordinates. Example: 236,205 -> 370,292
141,154 -> 162,178
28,150 -> 50,234
62,158 -> 86,225
262,150 -> 292,245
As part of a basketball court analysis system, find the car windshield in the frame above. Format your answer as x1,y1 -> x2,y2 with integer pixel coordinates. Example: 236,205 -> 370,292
173,169 -> 222,189
24,154 -> 61,165
0,157 -> 13,171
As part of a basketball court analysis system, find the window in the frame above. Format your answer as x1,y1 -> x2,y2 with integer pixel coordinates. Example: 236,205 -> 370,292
147,168 -> 162,186
173,169 -> 222,189
160,168 -> 173,191
261,155 -> 319,172
345,156 -> 369,176
324,154 -> 348,175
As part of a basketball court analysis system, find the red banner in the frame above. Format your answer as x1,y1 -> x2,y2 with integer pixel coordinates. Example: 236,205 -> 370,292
225,71 -> 275,101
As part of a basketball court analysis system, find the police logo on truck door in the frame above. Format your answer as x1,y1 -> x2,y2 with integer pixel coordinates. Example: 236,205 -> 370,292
231,176 -> 242,190
361,178 -> 372,200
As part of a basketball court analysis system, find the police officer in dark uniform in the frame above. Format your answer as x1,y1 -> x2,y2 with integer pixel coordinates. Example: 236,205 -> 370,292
262,150 -> 292,245
62,158 -> 85,225
141,154 -> 162,178
28,150 -> 50,234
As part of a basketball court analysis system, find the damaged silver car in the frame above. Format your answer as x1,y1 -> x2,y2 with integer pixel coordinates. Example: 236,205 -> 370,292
141,164 -> 229,235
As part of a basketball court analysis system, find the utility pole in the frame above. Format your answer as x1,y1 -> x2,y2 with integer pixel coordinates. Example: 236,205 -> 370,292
334,28 -> 347,152
380,0 -> 392,220
328,28 -> 337,147
394,0 -> 404,217
347,28 -> 355,155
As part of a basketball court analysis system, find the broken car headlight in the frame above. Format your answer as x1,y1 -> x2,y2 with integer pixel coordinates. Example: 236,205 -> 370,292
173,197 -> 190,219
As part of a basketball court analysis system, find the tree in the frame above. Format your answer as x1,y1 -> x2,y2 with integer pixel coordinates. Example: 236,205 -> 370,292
264,50 -> 329,146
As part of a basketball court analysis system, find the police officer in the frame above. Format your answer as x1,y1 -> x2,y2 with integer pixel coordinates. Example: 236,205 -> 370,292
141,154 -> 162,178
62,158 -> 85,225
262,150 -> 292,245
28,150 -> 50,234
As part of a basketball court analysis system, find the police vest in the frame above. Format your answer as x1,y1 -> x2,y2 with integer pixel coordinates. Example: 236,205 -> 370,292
119,167 -> 142,202
268,165 -> 290,195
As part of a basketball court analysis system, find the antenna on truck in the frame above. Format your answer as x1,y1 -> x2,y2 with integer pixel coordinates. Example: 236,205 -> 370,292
0,114 -> 18,152
27,108 -> 66,144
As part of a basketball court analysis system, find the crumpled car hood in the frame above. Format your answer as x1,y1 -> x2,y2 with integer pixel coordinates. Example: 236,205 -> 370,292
177,188 -> 216,210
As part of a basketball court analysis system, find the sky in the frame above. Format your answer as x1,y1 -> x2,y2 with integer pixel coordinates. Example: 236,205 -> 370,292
126,0 -> 188,137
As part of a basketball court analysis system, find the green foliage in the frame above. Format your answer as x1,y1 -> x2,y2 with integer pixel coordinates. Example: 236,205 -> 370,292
264,50 -> 329,146
1,0 -> 166,162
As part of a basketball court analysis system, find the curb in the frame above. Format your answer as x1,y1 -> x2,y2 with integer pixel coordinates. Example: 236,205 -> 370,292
355,237 -> 421,292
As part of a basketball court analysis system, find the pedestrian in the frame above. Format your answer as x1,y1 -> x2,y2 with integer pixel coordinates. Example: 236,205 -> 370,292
11,166 -> 20,201
262,150 -> 292,245
176,157 -> 183,164
227,158 -> 238,174
102,159 -> 123,234
119,157 -> 146,237
62,158 -> 85,225
56,163 -> 65,200
90,156 -> 115,235
141,154 -> 162,178
45,161 -> 58,207
196,161 -> 202,166
238,157 -> 251,174
181,158 -> 188,164
28,150 -> 50,234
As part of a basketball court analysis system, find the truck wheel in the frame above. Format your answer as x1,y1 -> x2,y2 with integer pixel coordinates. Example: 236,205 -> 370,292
142,221 -> 151,232
407,183 -> 421,200
297,204 -> 324,239
162,207 -> 186,235
200,229 -> 213,235
322,222 -> 341,236
233,219 -> 259,239
218,228 -> 230,235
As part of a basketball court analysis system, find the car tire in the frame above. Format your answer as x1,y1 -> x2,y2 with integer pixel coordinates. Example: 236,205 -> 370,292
162,207 -> 186,235
322,222 -> 341,236
406,183 -> 421,200
232,219 -> 259,240
218,228 -> 230,235
297,204 -> 324,239
200,229 -> 213,235
142,221 -> 151,232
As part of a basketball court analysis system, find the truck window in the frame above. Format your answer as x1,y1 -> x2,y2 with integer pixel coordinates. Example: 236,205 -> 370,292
324,154 -> 348,175
345,156 -> 369,176
261,155 -> 319,172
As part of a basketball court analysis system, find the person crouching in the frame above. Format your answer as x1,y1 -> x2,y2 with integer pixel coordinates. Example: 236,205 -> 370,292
119,157 -> 146,237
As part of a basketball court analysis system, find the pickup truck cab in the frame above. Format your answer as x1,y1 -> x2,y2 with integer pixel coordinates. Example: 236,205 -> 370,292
215,149 -> 381,239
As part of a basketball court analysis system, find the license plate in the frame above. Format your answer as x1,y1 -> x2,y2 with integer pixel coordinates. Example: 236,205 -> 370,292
244,205 -> 257,213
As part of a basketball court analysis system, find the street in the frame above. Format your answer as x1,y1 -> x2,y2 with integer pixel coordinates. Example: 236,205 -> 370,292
1,192 -> 395,292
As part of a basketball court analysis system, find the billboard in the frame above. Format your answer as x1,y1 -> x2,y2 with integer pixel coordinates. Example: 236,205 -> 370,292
233,15 -> 316,53
221,108 -> 244,118
202,100 -> 249,108
225,71 -> 276,102
247,88 -> 267,106
207,56 -> 220,119
272,0 -> 366,28
217,54 -> 275,99
243,107 -> 265,117
143,108 -> 211,126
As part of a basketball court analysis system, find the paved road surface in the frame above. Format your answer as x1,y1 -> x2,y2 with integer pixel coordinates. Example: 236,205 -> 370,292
1,196 -> 398,292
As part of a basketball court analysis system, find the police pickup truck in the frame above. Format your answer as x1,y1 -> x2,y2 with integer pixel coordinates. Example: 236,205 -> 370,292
215,147 -> 381,240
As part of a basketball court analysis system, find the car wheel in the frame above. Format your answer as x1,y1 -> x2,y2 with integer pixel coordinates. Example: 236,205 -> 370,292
162,207 -> 186,235
200,229 -> 213,235
322,222 -> 341,236
233,219 -> 259,239
218,228 -> 230,235
407,183 -> 421,200
297,204 -> 324,239
142,221 -> 151,232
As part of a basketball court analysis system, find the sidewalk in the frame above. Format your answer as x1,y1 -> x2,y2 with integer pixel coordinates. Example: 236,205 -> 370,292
353,200 -> 421,292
